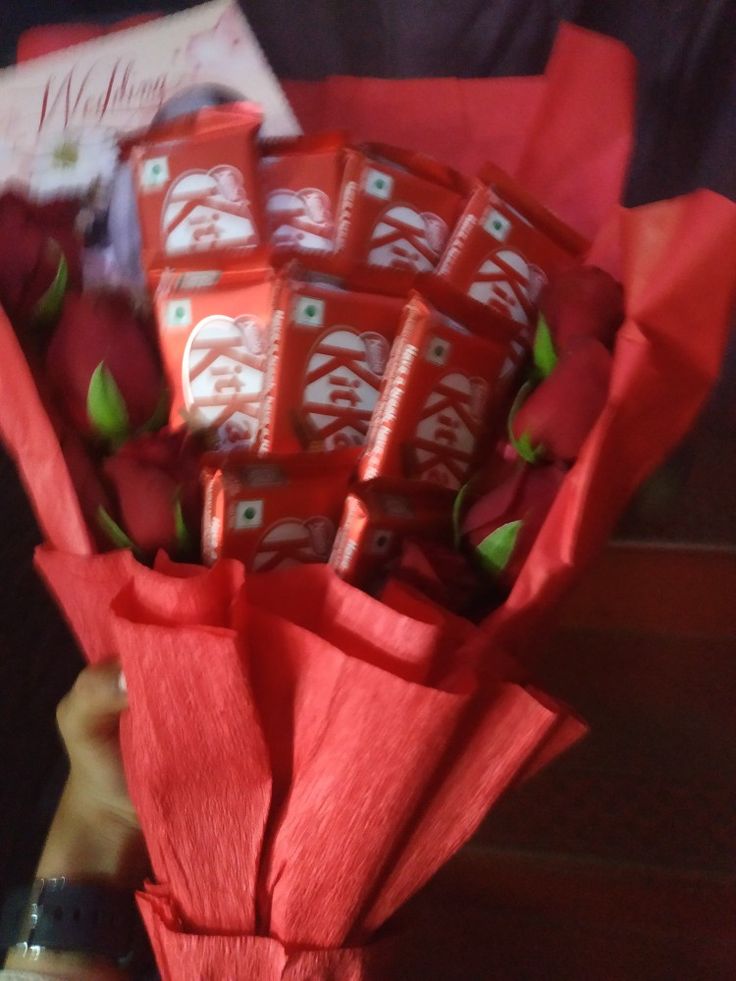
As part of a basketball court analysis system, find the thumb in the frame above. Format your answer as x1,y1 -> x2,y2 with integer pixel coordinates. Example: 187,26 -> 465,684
56,660 -> 128,745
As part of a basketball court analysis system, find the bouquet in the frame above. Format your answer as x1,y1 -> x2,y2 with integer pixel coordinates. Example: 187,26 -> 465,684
1,9 -> 735,978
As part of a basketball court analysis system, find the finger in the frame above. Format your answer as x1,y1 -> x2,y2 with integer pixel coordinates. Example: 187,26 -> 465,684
56,661 -> 128,744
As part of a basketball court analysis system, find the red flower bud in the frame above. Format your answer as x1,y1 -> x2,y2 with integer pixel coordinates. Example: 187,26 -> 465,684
539,265 -> 624,354
118,429 -> 202,535
60,430 -> 114,551
462,462 -> 565,586
0,191 -> 81,324
101,430 -> 202,555
394,539 -> 482,616
103,453 -> 179,554
31,198 -> 84,288
511,338 -> 611,463
46,291 -> 165,442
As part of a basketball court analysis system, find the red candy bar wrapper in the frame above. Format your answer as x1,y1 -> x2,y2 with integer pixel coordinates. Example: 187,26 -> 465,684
334,144 -> 470,276
436,167 -> 587,328
201,448 -> 359,569
258,267 -> 405,454
260,132 -> 347,256
358,292 -> 515,490
131,104 -> 265,273
155,266 -> 275,451
330,478 -> 454,587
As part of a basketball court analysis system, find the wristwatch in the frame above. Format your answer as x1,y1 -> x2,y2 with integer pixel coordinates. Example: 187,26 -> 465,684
0,876 -> 145,967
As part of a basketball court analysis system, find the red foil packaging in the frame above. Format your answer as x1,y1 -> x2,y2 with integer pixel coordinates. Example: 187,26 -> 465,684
436,166 -> 588,328
334,144 -> 470,276
154,266 -> 275,451
358,292 -> 516,490
258,268 -> 405,454
260,133 -> 347,256
330,478 -> 454,587
131,104 -> 265,273
201,449 -> 358,569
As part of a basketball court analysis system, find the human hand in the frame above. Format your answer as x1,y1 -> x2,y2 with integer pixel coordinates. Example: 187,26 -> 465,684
4,663 -> 147,976
55,660 -> 138,831
37,660 -> 147,888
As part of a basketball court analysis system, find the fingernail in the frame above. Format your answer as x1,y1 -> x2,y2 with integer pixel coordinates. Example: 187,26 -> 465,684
118,670 -> 128,694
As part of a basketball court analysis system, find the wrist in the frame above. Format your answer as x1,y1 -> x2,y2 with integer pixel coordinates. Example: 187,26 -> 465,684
3,879 -> 142,979
37,781 -> 147,889
5,942 -> 128,979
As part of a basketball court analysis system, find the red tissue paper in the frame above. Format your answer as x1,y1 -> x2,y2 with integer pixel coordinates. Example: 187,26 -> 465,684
3,22 -> 736,981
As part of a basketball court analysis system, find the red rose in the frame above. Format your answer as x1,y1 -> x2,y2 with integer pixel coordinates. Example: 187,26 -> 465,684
101,430 -> 202,555
118,428 -> 203,534
60,430 -> 114,551
46,291 -> 165,444
0,190 -> 81,324
510,337 -> 612,464
462,462 -> 565,586
538,265 -> 624,357
31,198 -> 84,288
103,454 -> 179,554
394,539 -> 484,616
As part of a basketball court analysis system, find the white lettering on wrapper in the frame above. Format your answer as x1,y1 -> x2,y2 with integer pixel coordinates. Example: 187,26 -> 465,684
162,166 -> 258,256
302,328 -> 390,449
367,205 -> 448,274
252,517 -> 336,571
183,313 -> 267,449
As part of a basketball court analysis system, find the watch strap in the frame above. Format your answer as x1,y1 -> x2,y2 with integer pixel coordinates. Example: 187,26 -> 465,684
0,877 -> 141,965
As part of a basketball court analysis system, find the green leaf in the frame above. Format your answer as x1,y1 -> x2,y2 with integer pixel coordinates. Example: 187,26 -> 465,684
141,387 -> 170,434
507,381 -> 543,464
452,480 -> 473,548
87,362 -> 130,444
532,314 -> 557,379
96,505 -> 136,551
476,519 -> 523,576
514,429 -> 540,464
173,492 -> 192,553
31,246 -> 68,327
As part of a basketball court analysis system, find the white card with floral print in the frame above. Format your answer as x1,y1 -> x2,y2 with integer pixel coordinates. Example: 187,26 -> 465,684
0,0 -> 300,199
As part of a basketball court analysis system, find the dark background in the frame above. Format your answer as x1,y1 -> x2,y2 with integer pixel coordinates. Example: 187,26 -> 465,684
0,1 -> 735,970
2,0 -> 735,206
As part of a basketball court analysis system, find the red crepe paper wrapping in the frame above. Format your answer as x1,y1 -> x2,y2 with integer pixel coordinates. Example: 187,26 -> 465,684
28,547 -> 563,979
4,22 -> 736,980
482,189 -> 736,660
16,15 -> 160,62
36,551 -> 580,978
285,25 -> 635,241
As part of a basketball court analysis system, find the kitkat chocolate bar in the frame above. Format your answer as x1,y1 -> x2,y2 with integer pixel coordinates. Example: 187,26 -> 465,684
330,478 -> 454,588
155,266 -> 275,452
358,292 -> 515,490
258,268 -> 405,454
201,448 -> 358,569
131,104 -> 265,273
436,167 -> 588,328
260,132 -> 347,256
334,144 -> 471,276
